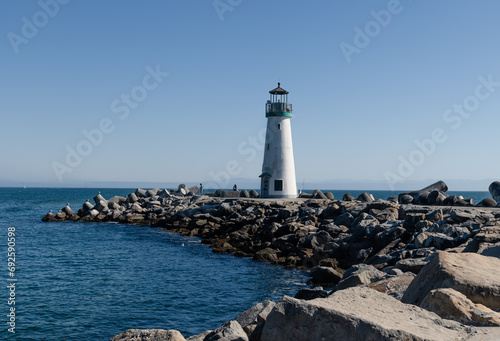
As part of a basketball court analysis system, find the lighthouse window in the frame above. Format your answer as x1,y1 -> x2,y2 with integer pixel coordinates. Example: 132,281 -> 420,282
274,180 -> 283,191
267,144 -> 270,151
277,124 -> 281,130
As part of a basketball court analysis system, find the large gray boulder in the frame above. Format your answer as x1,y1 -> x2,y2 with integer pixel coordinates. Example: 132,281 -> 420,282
110,329 -> 185,341
489,181 -> 500,203
420,288 -> 500,326
235,300 -> 275,341
260,286 -> 498,341
336,264 -> 386,290
402,251 -> 500,310
203,320 -> 248,341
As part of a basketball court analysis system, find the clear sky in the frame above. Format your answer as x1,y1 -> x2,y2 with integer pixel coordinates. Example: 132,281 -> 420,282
2,0 -> 500,191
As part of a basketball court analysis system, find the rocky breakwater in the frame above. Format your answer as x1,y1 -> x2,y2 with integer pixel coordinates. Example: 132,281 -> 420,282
42,182 -> 500,340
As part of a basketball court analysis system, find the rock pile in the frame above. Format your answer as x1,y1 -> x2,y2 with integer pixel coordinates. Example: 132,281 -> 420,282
41,182 -> 500,340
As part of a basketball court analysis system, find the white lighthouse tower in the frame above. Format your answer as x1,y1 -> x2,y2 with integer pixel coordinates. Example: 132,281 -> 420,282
260,83 -> 297,198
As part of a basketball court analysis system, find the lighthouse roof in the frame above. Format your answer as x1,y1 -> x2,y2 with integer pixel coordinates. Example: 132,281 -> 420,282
269,82 -> 289,95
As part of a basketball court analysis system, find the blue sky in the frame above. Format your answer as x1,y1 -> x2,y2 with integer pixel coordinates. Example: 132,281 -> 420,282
2,0 -> 500,190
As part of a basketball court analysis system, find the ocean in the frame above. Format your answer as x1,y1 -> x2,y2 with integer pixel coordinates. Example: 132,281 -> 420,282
0,188 -> 309,340
0,187 -> 491,340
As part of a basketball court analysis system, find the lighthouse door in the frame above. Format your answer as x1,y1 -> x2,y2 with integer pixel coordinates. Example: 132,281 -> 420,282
261,177 -> 269,198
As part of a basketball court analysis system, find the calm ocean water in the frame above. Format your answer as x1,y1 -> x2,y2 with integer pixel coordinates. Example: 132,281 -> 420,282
0,187 -> 491,340
0,188 -> 310,341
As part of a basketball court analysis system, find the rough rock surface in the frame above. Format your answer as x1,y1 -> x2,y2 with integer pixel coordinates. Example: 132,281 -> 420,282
110,329 -> 186,341
402,251 -> 500,310
203,320 -> 248,341
420,288 -> 500,326
261,287 -> 495,341
235,300 -> 275,341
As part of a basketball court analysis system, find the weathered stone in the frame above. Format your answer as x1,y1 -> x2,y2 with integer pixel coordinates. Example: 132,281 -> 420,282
394,257 -> 431,275
336,264 -> 386,290
324,192 -> 334,200
127,193 -> 139,203
249,190 -> 259,198
357,192 -> 374,203
443,195 -> 458,206
478,198 -> 498,208
55,210 -> 66,219
398,194 -> 414,204
235,300 -> 275,341
367,272 -> 416,299
261,286 -> 493,341
402,251 -> 500,310
428,190 -> 448,205
204,320 -> 248,341
480,243 -> 500,259
342,193 -> 355,201
221,191 -> 240,198
294,287 -> 329,300
489,181 -> 500,203
308,266 -> 342,286
421,288 -> 500,326
110,329 -> 186,341
62,204 -> 74,216
463,225 -> 500,253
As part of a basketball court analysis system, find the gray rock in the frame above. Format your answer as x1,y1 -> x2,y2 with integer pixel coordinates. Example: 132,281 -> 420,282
489,181 -> 500,203
336,264 -> 386,290
478,198 -> 498,207
204,320 -> 248,341
235,300 -> 275,341
421,288 -> 500,326
357,192 -> 374,203
127,193 -> 139,203
249,190 -> 259,198
62,204 -> 75,216
312,190 -> 327,200
94,192 -> 106,204
261,286 -> 489,341
239,190 -> 250,198
110,329 -> 186,341
480,243 -> 500,259
402,251 -> 500,310
324,192 -> 334,200
294,287 -> 329,300
394,257 -> 431,274
342,193 -> 355,201
308,266 -> 343,286
146,188 -> 160,197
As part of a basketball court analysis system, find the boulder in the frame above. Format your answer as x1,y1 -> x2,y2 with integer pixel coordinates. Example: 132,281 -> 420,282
188,186 -> 199,195
308,266 -> 343,286
82,200 -> 94,213
127,193 -> 139,203
367,272 -> 416,299
312,190 -> 327,200
336,264 -> 386,290
342,193 -> 355,201
294,287 -> 329,300
110,329 -> 185,341
146,188 -> 160,197
398,194 -> 414,204
62,204 -> 75,216
203,320 -> 248,341
235,300 -> 275,341
402,251 -> 500,310
489,181 -> 500,203
249,190 -> 259,198
239,190 -> 250,198
260,286 -> 492,341
478,198 -> 498,207
428,191 -> 448,205
324,192 -> 334,200
394,257 -> 431,275
480,243 -> 500,259
421,288 -> 500,326
357,192 -> 374,203
93,192 -> 106,204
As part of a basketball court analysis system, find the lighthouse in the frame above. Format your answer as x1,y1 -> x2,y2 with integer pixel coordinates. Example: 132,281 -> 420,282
260,83 -> 298,198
